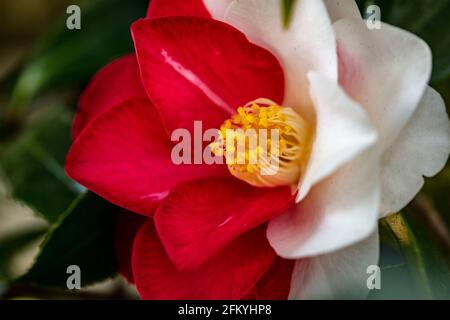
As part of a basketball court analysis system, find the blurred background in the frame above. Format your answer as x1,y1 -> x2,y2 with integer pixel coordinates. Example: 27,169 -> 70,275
0,0 -> 449,299
0,0 -> 148,299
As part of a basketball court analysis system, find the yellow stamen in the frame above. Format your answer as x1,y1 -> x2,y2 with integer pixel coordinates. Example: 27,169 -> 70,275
210,98 -> 310,187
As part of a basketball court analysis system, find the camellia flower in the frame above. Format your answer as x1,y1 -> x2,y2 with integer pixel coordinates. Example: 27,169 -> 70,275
66,0 -> 450,299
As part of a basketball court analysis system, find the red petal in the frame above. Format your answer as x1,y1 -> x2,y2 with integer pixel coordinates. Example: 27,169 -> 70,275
155,177 -> 293,271
147,0 -> 210,18
253,258 -> 294,300
73,55 -> 147,138
114,211 -> 147,283
66,98 -> 227,215
131,17 -> 284,134
132,220 -> 276,300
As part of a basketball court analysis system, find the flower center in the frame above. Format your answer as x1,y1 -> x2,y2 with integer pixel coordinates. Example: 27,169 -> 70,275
210,98 -> 309,187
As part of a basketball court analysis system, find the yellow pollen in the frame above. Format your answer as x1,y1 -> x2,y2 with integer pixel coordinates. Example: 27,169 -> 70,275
209,98 -> 310,187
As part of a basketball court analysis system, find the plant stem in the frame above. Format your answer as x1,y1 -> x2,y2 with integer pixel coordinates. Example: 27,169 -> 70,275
407,194 -> 450,262
383,213 -> 433,299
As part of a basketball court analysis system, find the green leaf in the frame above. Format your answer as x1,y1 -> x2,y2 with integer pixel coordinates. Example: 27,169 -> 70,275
385,214 -> 432,297
7,0 -> 148,117
371,213 -> 450,299
0,227 -> 48,281
403,203 -> 450,299
0,106 -> 80,222
369,218 -> 425,299
369,216 -> 427,299
356,0 -> 450,81
18,192 -> 117,288
423,167 -> 450,227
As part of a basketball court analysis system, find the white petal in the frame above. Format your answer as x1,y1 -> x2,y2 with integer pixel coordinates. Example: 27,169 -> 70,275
297,72 -> 377,201
267,144 -> 380,258
334,19 -> 432,151
324,0 -> 361,22
380,87 -> 450,216
203,0 -> 233,20
289,229 -> 379,300
224,0 -> 337,121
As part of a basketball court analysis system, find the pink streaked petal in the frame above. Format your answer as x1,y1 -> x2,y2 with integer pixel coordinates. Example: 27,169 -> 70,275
133,220 -> 276,300
323,0 -> 361,22
203,0 -> 234,20
73,55 -> 147,138
335,19 -> 432,151
66,98 -> 227,216
131,17 -> 284,134
224,0 -> 337,122
155,177 -> 293,271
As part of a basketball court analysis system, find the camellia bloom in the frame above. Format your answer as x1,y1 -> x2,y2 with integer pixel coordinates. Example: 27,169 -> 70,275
66,0 -> 450,299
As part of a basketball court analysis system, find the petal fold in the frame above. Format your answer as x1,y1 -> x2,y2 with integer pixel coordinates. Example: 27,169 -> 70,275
131,17 -> 284,134
66,98 -> 226,215
380,87 -> 450,216
335,19 -> 432,151
203,0 -> 234,20
73,55 -> 147,138
225,0 -> 337,121
133,220 -> 276,300
155,177 -> 293,271
252,258 -> 295,300
324,0 -> 361,22
289,229 -> 379,299
297,72 -> 377,201
268,145 -> 380,259
114,211 -> 147,283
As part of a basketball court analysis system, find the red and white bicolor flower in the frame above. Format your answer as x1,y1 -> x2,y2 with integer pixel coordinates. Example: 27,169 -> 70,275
66,0 -> 450,299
